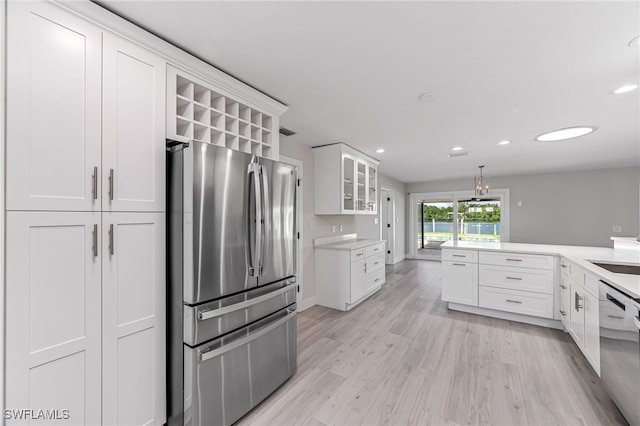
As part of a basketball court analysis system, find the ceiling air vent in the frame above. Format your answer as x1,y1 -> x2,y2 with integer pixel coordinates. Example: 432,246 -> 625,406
279,127 -> 296,137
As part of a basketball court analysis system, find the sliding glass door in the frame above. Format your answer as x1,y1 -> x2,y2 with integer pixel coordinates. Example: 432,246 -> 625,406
411,189 -> 509,260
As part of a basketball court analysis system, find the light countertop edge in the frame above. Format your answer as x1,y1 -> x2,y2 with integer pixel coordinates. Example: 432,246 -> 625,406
315,239 -> 384,251
441,241 -> 640,300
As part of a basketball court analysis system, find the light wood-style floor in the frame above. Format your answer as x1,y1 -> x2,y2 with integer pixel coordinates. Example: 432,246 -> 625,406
238,260 -> 627,426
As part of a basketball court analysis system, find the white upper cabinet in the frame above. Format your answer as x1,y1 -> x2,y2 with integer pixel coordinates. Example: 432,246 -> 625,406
314,143 -> 380,215
103,35 -> 166,212
6,1 -> 102,211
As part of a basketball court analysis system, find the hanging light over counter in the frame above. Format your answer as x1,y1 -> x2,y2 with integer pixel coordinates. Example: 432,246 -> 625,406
474,165 -> 490,196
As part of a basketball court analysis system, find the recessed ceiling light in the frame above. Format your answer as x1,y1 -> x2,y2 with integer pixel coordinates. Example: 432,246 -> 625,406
610,83 -> 638,94
629,35 -> 640,48
451,146 -> 465,151
418,92 -> 437,103
447,151 -> 470,158
497,140 -> 511,146
376,148 -> 385,153
534,126 -> 598,142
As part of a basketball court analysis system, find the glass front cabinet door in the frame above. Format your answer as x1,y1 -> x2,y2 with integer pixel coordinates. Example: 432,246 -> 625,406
367,164 -> 377,213
342,154 -> 355,213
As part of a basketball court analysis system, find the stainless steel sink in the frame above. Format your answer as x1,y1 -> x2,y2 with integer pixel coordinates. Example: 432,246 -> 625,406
590,261 -> 640,276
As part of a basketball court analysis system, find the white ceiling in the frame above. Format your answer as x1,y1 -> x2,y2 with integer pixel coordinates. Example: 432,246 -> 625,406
97,1 -> 640,183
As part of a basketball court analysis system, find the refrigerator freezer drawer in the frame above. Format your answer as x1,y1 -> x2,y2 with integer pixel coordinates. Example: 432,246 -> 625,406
183,277 -> 297,346
184,305 -> 297,426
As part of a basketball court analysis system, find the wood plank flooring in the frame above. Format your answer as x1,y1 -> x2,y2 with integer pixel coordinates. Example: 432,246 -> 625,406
238,260 -> 627,426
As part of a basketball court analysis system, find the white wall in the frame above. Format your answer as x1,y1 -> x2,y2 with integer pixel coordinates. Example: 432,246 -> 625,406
354,174 -> 407,262
279,138 -> 356,308
406,166 -> 640,250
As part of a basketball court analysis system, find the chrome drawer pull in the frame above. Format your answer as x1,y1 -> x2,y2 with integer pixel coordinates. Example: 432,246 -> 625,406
452,254 -> 466,258
559,310 -> 567,316
506,276 -> 522,281
506,258 -> 523,262
559,284 -> 567,290
356,253 -> 363,257
505,299 -> 522,304
452,263 -> 466,266
374,278 -> 380,282
607,315 -> 624,319
198,285 -> 295,321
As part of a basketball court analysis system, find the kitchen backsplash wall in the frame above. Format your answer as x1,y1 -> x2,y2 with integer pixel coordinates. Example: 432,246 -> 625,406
280,138 -> 356,308
406,166 -> 640,250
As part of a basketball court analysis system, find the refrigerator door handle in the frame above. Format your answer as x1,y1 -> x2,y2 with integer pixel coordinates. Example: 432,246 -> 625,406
199,309 -> 296,362
259,165 -> 270,276
247,162 -> 262,276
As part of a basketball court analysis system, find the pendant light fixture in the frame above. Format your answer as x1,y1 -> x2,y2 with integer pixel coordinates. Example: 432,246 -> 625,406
474,165 -> 490,196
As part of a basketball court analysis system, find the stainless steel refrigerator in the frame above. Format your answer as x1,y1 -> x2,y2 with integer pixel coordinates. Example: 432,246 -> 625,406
167,140 -> 298,426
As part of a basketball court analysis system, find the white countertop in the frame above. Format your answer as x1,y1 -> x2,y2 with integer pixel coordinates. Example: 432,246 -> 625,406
315,238 -> 384,251
442,241 -> 640,299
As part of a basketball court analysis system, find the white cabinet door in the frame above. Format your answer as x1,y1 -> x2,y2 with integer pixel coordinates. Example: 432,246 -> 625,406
102,34 -> 166,212
5,212 -> 102,425
341,154 -> 356,213
6,2 -> 102,211
583,290 -> 600,375
569,282 -> 585,347
350,258 -> 366,303
442,261 -> 478,306
366,164 -> 377,214
355,160 -> 367,213
102,212 -> 166,426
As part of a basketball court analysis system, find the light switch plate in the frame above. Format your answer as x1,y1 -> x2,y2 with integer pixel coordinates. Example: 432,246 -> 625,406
613,225 -> 622,233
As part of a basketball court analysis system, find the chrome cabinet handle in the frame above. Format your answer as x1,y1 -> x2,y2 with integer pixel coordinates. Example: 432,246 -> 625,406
108,224 -> 114,256
374,278 -> 380,282
92,224 -> 98,257
506,299 -> 522,304
559,310 -> 567,316
108,168 -> 114,201
607,315 -> 624,319
452,254 -> 466,258
560,284 -> 567,290
575,292 -> 583,311
561,264 -> 568,268
92,166 -> 98,200
452,263 -> 466,266
506,276 -> 522,281
506,258 -> 523,262
356,253 -> 363,256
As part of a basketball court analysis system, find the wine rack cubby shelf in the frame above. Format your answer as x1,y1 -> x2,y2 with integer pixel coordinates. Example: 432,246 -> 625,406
167,66 -> 279,159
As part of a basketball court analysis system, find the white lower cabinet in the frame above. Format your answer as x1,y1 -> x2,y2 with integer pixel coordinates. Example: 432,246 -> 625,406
316,242 -> 386,311
441,260 -> 478,306
5,212 -> 166,425
102,213 -> 166,425
6,212 -> 102,425
563,259 -> 600,375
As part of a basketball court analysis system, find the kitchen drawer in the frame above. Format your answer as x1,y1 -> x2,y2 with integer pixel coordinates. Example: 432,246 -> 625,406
367,252 -> 385,272
559,258 -> 585,284
442,249 -> 478,263
365,243 -> 385,258
479,286 -> 554,318
351,248 -> 365,262
479,251 -> 554,270
479,264 -> 553,294
365,266 -> 385,292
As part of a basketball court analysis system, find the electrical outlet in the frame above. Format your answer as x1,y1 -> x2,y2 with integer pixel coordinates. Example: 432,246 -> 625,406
332,225 -> 337,233
374,218 -> 378,224
339,225 -> 343,232
517,201 -> 523,207
310,221 -> 316,230
613,226 -> 622,233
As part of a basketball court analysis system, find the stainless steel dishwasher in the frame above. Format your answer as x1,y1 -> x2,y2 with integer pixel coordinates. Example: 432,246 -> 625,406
599,280 -> 640,426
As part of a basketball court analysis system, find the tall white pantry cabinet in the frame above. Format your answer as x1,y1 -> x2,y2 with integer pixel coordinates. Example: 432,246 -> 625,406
5,2 -> 166,425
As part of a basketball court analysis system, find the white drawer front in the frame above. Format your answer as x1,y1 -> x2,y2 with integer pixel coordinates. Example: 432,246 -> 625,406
351,249 -> 365,262
479,286 -> 554,318
367,252 -> 385,272
442,249 -> 478,263
479,251 -> 554,270
479,264 -> 554,294
365,243 -> 385,258
365,267 -> 385,292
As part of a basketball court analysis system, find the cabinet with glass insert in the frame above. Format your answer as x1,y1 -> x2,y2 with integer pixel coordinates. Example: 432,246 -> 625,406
313,143 -> 379,215
167,66 -> 280,159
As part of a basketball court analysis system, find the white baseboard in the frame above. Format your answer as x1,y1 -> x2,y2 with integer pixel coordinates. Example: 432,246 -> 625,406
299,296 -> 317,312
448,302 -> 564,330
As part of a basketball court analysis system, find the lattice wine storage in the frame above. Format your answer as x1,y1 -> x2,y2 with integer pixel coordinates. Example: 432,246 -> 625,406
167,67 -> 278,159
